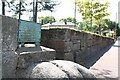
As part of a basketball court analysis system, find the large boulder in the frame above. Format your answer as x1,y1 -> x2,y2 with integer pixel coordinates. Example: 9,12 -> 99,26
16,60 -> 96,80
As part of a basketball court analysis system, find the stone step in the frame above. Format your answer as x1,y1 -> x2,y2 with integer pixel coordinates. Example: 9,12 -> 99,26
16,46 -> 56,69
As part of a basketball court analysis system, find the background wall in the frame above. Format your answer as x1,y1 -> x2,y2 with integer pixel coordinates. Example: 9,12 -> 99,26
41,29 -> 114,66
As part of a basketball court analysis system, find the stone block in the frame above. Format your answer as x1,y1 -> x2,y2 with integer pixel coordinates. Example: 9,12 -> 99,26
64,41 -> 73,52
87,40 -> 93,47
75,51 -> 85,65
2,51 -> 18,78
16,60 -> 96,79
0,15 -> 18,78
64,52 -> 74,61
0,15 -> 2,79
90,45 -> 97,53
16,62 -> 69,78
48,29 -> 65,40
50,60 -> 96,79
83,47 -> 91,58
72,39 -> 79,44
71,36 -> 79,41
2,15 -> 18,51
87,33 -> 93,40
72,43 -> 81,51
16,46 -> 56,69
55,50 -> 65,60
64,29 -> 71,41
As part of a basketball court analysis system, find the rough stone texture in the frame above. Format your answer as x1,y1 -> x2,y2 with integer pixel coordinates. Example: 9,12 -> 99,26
2,51 -> 18,78
16,60 -> 96,80
64,41 -> 73,52
75,51 -> 85,65
2,15 -> 18,52
30,62 -> 68,79
50,60 -> 96,79
72,43 -> 81,51
0,16 -> 57,78
41,29 -> 114,65
0,15 -> 2,79
16,62 -> 69,79
0,15 -> 113,79
64,52 -> 74,61
0,15 -> 18,78
16,46 -> 56,69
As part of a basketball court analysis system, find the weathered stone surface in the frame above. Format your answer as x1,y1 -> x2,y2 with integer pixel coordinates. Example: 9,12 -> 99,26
0,15 -> 2,79
64,41 -> 73,52
50,60 -> 83,79
2,15 -> 18,52
75,52 -> 85,65
16,46 -> 56,69
64,52 -> 74,61
72,43 -> 81,51
16,60 -> 96,80
0,15 -> 18,78
16,62 -> 69,79
2,51 -> 18,78
41,29 -> 114,66
64,29 -> 71,41
50,60 -> 96,79
30,62 -> 68,79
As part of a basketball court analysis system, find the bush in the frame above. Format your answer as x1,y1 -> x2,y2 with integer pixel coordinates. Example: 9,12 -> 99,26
116,27 -> 120,37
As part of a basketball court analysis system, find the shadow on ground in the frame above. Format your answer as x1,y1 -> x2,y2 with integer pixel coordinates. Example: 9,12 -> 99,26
84,44 -> 114,69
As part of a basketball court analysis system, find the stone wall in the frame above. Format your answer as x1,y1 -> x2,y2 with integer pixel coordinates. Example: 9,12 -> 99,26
0,15 -> 2,79
41,29 -> 114,65
0,15 -> 114,78
0,15 -> 18,78
0,15 -> 56,78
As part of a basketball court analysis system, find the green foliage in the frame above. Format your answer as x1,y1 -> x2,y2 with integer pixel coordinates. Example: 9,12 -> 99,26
38,16 -> 56,25
78,18 -> 120,38
6,0 -> 28,15
106,32 -> 112,37
116,25 -> 120,37
5,0 -> 58,15
78,21 -> 93,31
103,19 -> 116,30
76,0 -> 110,31
59,17 -> 76,23
77,0 -> 110,21
28,0 -> 58,12
93,19 -> 108,31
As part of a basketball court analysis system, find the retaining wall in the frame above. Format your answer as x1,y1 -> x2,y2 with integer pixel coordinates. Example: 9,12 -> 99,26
41,29 -> 114,65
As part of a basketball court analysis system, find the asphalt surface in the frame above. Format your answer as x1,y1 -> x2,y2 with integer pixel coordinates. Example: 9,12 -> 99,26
89,38 -> 119,80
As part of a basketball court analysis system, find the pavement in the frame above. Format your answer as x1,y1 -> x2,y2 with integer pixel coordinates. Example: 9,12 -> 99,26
89,38 -> 119,80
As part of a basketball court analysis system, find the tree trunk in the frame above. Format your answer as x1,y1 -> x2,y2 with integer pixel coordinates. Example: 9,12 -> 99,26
2,1 -> 5,15
34,2 -> 38,23
18,1 -> 22,20
18,1 -> 22,27
33,0 -> 35,22
33,1 -> 38,23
